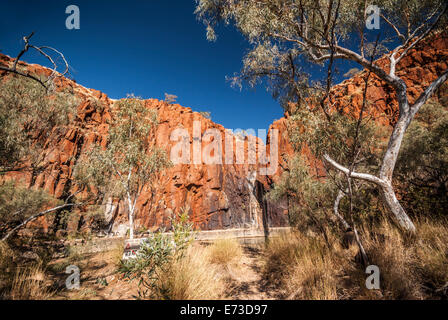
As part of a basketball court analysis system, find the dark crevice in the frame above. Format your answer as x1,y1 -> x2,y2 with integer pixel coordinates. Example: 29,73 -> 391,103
254,180 -> 269,239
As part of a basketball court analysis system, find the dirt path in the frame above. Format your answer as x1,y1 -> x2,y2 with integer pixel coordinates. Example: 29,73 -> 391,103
225,246 -> 278,300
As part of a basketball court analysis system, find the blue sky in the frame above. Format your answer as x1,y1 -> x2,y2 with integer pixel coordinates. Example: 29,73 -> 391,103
1,0 -> 287,131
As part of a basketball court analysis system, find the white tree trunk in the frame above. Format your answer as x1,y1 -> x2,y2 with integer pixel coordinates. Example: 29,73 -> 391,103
333,189 -> 351,230
380,183 -> 416,232
325,66 -> 447,234
378,113 -> 416,232
127,194 -> 135,240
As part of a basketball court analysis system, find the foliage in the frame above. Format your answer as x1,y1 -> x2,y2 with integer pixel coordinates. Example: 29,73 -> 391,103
396,97 -> 448,217
199,111 -> 212,120
164,93 -> 178,104
269,105 -> 388,234
74,95 -> 171,238
268,155 -> 336,232
0,76 -> 78,241
195,0 -> 447,109
119,208 -> 194,299
0,181 -> 60,238
75,95 -> 170,196
0,76 -> 78,172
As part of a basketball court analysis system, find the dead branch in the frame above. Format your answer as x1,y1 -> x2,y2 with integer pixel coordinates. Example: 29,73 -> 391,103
0,32 -> 70,90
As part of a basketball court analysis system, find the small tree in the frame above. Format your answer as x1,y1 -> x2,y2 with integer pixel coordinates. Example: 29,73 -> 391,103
119,207 -> 194,299
164,93 -> 178,104
75,95 -> 171,239
195,0 -> 448,232
199,111 -> 212,120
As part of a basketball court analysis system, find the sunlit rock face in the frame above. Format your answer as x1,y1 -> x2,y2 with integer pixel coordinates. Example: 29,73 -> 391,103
0,53 -> 288,235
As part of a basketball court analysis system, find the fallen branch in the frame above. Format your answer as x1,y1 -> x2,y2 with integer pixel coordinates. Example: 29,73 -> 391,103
1,203 -> 75,242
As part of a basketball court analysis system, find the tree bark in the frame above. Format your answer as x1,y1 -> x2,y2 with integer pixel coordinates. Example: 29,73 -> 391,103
127,193 -> 135,240
333,189 -> 351,230
380,183 -> 416,232
378,112 -> 417,232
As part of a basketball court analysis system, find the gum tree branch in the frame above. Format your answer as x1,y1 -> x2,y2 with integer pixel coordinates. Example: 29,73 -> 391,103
1,203 -> 75,242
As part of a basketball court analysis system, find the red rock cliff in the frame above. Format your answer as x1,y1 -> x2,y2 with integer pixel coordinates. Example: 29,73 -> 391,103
0,54 -> 288,236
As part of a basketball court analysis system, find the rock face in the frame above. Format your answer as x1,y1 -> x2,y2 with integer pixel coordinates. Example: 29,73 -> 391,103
0,54 -> 289,235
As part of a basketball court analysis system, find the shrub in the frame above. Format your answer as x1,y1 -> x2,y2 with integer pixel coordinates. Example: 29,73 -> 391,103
119,208 -> 194,299
0,76 -> 78,171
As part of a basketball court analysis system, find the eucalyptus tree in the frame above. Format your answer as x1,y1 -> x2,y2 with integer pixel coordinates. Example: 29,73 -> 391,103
75,96 -> 171,239
195,0 -> 448,232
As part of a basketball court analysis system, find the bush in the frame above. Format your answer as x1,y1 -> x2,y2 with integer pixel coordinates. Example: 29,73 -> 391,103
0,181 -> 58,239
119,208 -> 194,299
0,76 -> 78,171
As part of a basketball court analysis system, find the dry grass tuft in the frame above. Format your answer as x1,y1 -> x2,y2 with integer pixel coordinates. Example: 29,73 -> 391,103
111,242 -> 125,268
263,233 -> 347,300
10,263 -> 53,300
0,241 -> 15,271
206,238 -> 243,267
153,245 -> 225,300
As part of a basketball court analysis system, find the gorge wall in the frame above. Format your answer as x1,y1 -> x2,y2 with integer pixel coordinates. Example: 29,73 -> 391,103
0,53 -> 288,236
